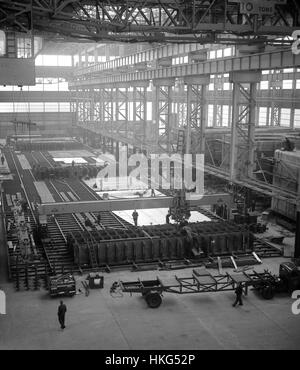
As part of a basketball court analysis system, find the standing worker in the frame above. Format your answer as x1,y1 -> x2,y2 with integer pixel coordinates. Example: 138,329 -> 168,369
132,210 -> 139,226
166,211 -> 171,224
58,300 -> 67,329
1,155 -> 4,166
232,283 -> 244,307
97,213 -> 101,225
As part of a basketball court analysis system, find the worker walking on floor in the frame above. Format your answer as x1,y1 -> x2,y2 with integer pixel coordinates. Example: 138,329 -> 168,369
232,283 -> 244,307
132,209 -> 139,226
58,300 -> 67,329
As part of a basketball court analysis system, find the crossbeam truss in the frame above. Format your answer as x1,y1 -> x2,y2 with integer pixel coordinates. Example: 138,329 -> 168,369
0,0 -> 299,44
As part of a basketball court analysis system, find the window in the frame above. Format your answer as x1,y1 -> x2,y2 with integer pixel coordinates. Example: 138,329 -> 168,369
222,105 -> 229,127
17,37 -> 32,58
29,103 -> 44,112
59,103 -> 71,112
44,103 -> 59,112
128,102 -> 133,121
280,108 -> 291,127
209,83 -> 215,91
294,109 -> 300,128
207,105 -> 214,127
282,80 -> 293,89
223,82 -> 231,90
0,103 -> 13,112
58,55 -> 72,66
42,55 -> 58,66
258,107 -> 267,126
216,49 -> 223,58
147,102 -> 152,120
58,80 -> 69,91
14,102 -> 30,113
44,78 -> 59,91
209,50 -> 216,59
0,30 -> 5,56
260,81 -> 269,90
28,79 -> 44,91
224,48 -> 232,57
222,105 -> 230,127
0,85 -> 14,91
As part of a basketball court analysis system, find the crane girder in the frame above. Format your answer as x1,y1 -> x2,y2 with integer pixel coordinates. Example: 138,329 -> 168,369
0,0 -> 298,44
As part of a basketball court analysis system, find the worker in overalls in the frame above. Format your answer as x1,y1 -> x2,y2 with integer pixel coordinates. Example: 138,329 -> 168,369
1,155 -> 4,166
132,210 -> 139,226
232,283 -> 244,307
57,300 -> 67,330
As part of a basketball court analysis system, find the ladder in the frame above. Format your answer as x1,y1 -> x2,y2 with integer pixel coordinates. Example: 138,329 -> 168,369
87,242 -> 98,268
6,32 -> 17,58
177,130 -> 185,153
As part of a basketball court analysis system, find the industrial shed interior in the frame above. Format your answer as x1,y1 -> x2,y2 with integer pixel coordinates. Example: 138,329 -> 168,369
0,0 -> 300,351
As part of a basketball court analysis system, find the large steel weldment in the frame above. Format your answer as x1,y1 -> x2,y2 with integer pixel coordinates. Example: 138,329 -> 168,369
67,221 -> 253,268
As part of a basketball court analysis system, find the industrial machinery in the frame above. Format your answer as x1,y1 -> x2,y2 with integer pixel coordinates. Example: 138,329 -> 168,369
110,262 -> 300,308
48,274 -> 76,298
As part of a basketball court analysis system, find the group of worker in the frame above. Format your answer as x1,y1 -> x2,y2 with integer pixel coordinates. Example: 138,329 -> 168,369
84,213 -> 102,228
32,163 -> 100,181
57,283 -> 244,330
0,148 -> 5,166
132,208 -> 174,226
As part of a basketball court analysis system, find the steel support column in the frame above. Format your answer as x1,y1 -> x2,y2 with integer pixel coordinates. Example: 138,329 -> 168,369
115,83 -> 130,139
229,71 -> 261,181
184,75 -> 210,155
153,78 -> 175,153
295,211 -> 300,258
102,86 -> 114,136
131,81 -> 149,150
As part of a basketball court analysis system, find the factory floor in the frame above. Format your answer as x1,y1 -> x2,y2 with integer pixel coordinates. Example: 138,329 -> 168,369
0,257 -> 300,350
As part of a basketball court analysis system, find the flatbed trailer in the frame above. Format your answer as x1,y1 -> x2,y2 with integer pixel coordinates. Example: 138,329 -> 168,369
110,268 -> 279,308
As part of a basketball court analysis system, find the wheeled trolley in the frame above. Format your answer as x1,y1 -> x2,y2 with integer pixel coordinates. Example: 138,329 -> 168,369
110,262 -> 300,308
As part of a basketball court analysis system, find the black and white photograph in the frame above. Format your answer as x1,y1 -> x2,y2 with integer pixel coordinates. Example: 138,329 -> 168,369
0,0 -> 300,355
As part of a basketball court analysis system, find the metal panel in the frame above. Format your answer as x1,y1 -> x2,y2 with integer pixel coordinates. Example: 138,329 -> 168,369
0,58 -> 35,86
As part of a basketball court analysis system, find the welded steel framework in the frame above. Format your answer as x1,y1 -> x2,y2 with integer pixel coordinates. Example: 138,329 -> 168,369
153,79 -> 175,153
229,71 -> 260,181
132,84 -> 148,146
0,0 -> 299,44
185,76 -> 209,154
71,47 -> 300,205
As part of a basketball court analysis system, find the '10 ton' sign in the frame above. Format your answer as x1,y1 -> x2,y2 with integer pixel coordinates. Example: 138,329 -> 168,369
231,0 -> 287,16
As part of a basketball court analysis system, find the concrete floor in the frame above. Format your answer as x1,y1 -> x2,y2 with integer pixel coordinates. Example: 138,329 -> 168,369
0,257 -> 300,350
